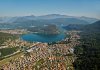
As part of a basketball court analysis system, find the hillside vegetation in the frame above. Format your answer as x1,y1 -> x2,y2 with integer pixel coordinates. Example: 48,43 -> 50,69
0,32 -> 18,45
74,21 -> 100,70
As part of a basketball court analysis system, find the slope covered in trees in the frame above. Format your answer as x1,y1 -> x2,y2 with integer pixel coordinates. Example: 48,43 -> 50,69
74,20 -> 100,70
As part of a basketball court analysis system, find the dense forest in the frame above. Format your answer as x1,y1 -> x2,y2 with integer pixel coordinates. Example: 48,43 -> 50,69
73,21 -> 100,70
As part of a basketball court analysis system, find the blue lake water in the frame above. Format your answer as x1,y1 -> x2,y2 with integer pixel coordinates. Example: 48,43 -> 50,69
21,33 -> 65,43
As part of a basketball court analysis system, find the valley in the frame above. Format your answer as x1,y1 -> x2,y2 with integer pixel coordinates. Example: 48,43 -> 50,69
0,14 -> 100,70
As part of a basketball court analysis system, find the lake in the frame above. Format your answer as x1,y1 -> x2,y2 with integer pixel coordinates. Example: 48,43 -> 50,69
21,33 -> 65,43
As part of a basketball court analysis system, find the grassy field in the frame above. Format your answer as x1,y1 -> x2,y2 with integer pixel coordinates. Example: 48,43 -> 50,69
0,32 -> 19,45
0,47 -> 19,59
0,52 -> 23,66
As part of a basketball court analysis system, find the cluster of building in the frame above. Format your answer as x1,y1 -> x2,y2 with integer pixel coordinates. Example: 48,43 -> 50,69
0,29 -> 27,34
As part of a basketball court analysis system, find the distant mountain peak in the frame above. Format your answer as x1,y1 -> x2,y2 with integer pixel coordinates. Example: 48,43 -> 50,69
41,14 -> 67,16
77,16 -> 99,23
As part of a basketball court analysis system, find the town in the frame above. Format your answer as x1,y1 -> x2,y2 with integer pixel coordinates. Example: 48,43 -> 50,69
0,30 -> 80,70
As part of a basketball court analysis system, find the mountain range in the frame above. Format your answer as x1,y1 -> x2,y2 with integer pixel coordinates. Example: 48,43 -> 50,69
63,20 -> 100,32
0,14 -> 99,29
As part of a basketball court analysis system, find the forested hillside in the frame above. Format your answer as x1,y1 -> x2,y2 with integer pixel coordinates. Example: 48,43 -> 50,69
74,21 -> 100,70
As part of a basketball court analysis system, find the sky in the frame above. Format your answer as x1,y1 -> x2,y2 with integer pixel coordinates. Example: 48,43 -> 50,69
0,0 -> 100,19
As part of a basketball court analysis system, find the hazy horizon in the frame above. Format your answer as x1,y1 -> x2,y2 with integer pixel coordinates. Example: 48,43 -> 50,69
0,0 -> 100,19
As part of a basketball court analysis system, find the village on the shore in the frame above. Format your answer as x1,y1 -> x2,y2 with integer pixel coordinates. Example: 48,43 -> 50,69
0,29 -> 80,70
